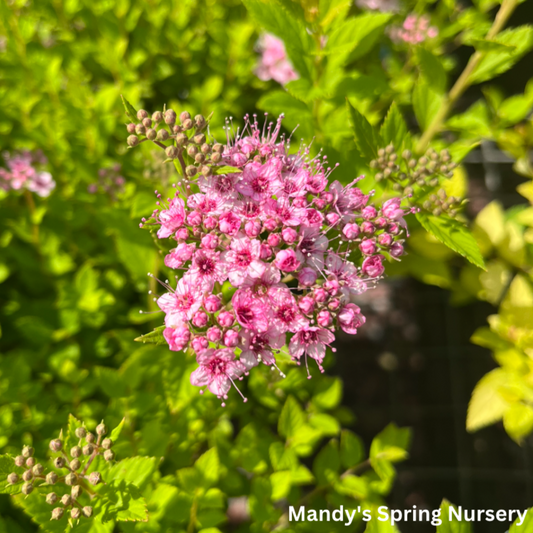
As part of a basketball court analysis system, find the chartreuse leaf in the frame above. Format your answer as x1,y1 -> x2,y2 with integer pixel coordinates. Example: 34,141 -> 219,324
380,103 -> 411,151
417,48 -> 447,93
416,212 -> 486,270
108,456 -> 159,491
0,455 -> 25,495
347,101 -> 381,162
467,368 -> 510,432
278,396 -> 305,439
212,166 -> 242,175
313,439 -> 340,486
195,447 -> 220,487
340,430 -> 365,468
134,325 -> 166,345
121,95 -> 137,123
109,418 -> 126,442
470,26 -> 533,84
98,479 -> 148,523
64,413 -> 84,454
413,81 -> 443,131
370,423 -> 411,463
510,508 -> 533,531
241,0 -> 312,79
503,403 -> 533,443
437,500 -> 473,533
318,0 -> 351,29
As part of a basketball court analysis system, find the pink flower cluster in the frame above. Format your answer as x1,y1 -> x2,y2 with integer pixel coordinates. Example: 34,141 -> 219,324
356,0 -> 399,13
390,14 -> 438,44
144,115 -> 409,403
255,34 -> 299,86
0,150 -> 55,197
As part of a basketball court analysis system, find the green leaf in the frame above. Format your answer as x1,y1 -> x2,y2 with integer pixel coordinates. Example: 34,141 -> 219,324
318,0 -> 352,29
467,368 -> 510,432
121,95 -> 138,123
313,377 -> 342,409
417,48 -> 447,94
379,103 -> 410,151
278,396 -> 305,439
109,418 -> 126,442
416,212 -> 486,270
212,166 -> 242,175
470,26 -> 533,84
270,470 -> 292,500
64,413 -> 85,455
503,403 -> 533,443
340,430 -> 365,469
437,500 -> 473,533
134,325 -> 166,345
313,439 -> 340,485
94,366 -> 127,398
347,100 -> 381,161
510,508 -> 533,531
108,456 -> 159,491
241,0 -> 313,79
413,81 -> 443,131
0,455 -> 25,495
370,423 -> 411,463
98,479 -> 148,522
195,447 -> 220,487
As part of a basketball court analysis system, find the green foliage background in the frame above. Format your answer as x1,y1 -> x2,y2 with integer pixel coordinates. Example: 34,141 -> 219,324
0,0 -> 532,531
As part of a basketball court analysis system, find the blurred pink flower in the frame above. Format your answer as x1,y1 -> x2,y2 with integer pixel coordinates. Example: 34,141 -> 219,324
255,34 -> 298,86
356,0 -> 399,12
390,14 -> 438,44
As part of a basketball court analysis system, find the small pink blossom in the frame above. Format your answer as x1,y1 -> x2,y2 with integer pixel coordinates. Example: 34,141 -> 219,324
255,34 -> 299,86
274,249 -> 301,272
361,255 -> 385,278
239,328 -> 285,370
164,326 -> 191,352
232,289 -> 269,332
157,197 -> 186,238
337,304 -> 366,334
289,327 -> 335,374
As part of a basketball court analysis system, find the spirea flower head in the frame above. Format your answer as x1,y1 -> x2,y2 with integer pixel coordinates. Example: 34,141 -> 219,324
135,112 -> 413,403
390,14 -> 438,44
255,34 -> 299,86
0,150 -> 55,197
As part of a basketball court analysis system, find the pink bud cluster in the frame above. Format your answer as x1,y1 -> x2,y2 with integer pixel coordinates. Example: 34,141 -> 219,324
355,0 -> 399,13
254,34 -> 299,86
143,115 -> 410,403
0,150 -> 55,197
390,14 -> 438,44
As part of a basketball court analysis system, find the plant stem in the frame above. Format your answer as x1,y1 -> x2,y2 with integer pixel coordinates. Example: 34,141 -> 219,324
416,0 -> 518,153
23,189 -> 40,248
187,497 -> 198,533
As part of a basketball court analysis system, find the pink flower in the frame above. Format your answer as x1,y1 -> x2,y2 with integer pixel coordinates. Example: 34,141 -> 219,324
289,327 -> 335,374
356,0 -> 399,12
223,237 -> 265,286
0,151 -> 55,196
189,250 -> 226,288
157,276 -> 203,326
163,326 -> 191,351
255,34 -> 299,86
296,228 -> 329,271
157,197 -> 186,238
271,289 -> 309,333
337,304 -> 366,334
274,249 -> 301,272
219,211 -> 241,236
190,348 -> 246,398
299,267 -> 317,287
232,289 -> 269,332
27,171 -> 55,197
239,328 -> 285,370
165,243 -> 196,268
361,255 -> 385,278
236,159 -> 281,201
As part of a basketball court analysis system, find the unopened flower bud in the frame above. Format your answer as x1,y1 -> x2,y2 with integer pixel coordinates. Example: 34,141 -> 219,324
156,129 -> 169,141
152,111 -> 163,122
176,133 -> 188,146
15,456 -> 24,467
54,457 -> 65,469
402,149 -> 412,159
71,485 -> 82,499
22,446 -> 34,459
378,233 -> 393,247
314,288 -> 328,303
96,423 -> 107,436
204,295 -> 222,313
223,329 -> 239,348
142,117 -> 152,128
22,482 -> 33,495
46,493 -> 57,505
71,508 -> 81,520
104,450 -> 115,461
195,153 -> 206,164
299,268 -> 317,287
359,239 -> 377,255
164,109 -> 177,125
195,114 -> 206,129
217,311 -> 234,328
70,446 -> 81,458
126,123 -> 136,134
127,135 -> 139,147
82,444 -> 94,456
136,109 -> 148,120
187,145 -> 198,157
200,165 -> 212,176
362,206 -> 377,220
299,296 -> 314,315
85,432 -> 95,444
70,459 -> 81,471
75,427 -> 87,439
201,143 -> 211,154
211,152 -> 222,163
102,438 -> 113,450
61,494 -> 72,506
46,472 -> 58,485
182,119 -> 193,130
25,457 -> 36,468
267,233 -> 281,247
82,506 -> 93,518
390,242 -> 404,258
165,146 -> 180,159
342,223 -> 360,240
317,310 -> 333,327
22,470 -> 33,482
88,472 -> 102,486
193,133 -> 206,145
186,165 -> 197,177
51,507 -> 64,520
179,111 -> 191,123
213,143 -> 223,153
206,327 -> 222,343
32,464 -> 44,476
146,128 -> 157,141
7,473 -> 19,485
65,473 -> 78,486
192,311 -> 209,328
135,124 -> 146,135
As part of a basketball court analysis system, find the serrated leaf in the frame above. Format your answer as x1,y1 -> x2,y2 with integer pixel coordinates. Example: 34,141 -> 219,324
121,95 -> 138,123
340,430 -> 365,469
347,100 -> 381,162
212,166 -> 242,175
416,212 -> 486,269
370,423 -> 411,463
134,325 -> 166,345
98,479 -> 148,522
379,103 -> 410,151
195,448 -> 220,487
437,500 -> 473,533
413,81 -> 443,131
417,48 -> 447,94
64,413 -> 85,454
278,396 -> 305,439
110,418 -> 125,442
313,440 -> 340,486
108,457 -> 159,491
